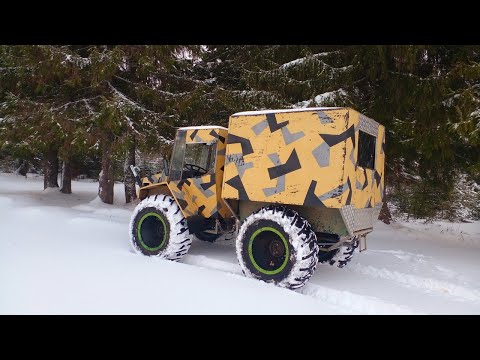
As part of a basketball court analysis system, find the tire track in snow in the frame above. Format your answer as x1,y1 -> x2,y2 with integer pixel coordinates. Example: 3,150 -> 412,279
185,254 -> 420,314
372,249 -> 430,262
183,255 -> 243,275
300,283 -> 423,314
347,263 -> 480,303
390,221 -> 480,248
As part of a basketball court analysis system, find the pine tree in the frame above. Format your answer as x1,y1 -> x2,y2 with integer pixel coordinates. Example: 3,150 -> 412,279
353,45 -> 480,219
2,45 -> 478,219
84,45 -> 204,204
200,45 -> 480,219
1,45 -> 205,203
0,45 -> 80,189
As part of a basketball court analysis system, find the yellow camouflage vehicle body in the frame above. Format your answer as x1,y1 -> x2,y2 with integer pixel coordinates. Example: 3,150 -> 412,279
130,107 -> 386,290
137,126 -> 233,233
222,108 -> 385,237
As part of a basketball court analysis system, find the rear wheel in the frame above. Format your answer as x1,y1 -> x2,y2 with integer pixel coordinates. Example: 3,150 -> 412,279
318,236 -> 359,268
330,237 -> 359,268
236,205 -> 318,290
129,195 -> 192,261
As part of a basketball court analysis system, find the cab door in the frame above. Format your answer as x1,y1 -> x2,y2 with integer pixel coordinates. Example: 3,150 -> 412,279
167,127 -> 230,220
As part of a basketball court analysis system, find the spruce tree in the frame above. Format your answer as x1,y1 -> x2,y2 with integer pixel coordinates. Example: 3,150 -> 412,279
1,45 -> 478,218
1,45 -> 205,203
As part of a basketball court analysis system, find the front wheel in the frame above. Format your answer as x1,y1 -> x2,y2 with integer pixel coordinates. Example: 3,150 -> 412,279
129,195 -> 192,261
236,205 -> 319,290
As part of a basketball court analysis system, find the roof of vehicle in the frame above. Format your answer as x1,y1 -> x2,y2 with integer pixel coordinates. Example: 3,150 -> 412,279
231,107 -> 344,117
177,125 -> 228,130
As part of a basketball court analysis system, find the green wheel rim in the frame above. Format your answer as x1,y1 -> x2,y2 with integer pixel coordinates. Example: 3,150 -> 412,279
137,212 -> 167,251
248,226 -> 289,275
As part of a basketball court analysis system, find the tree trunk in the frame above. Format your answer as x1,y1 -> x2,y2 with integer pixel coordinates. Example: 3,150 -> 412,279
43,148 -> 59,189
379,201 -> 392,224
124,137 -> 137,204
15,159 -> 29,177
378,183 -> 392,224
60,160 -> 72,194
99,146 -> 114,204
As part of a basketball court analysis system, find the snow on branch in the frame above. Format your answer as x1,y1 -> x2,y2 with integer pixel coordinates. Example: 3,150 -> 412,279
113,75 -> 192,98
294,88 -> 348,108
124,114 -> 142,137
389,63 -> 480,82
41,45 -> 91,69
50,96 -> 103,112
279,51 -> 341,70
107,81 -> 176,128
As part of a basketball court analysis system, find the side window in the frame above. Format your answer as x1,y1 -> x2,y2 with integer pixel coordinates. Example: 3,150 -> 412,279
182,142 -> 217,179
357,131 -> 376,170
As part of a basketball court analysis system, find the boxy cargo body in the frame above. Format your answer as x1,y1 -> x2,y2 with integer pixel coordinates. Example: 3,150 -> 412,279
222,107 -> 385,237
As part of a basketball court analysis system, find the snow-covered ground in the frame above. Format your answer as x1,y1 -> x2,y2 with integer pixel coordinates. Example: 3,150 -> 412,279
1,172 -> 479,314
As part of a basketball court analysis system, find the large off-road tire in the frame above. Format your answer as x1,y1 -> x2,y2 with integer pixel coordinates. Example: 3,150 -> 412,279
236,205 -> 319,290
317,247 -> 338,264
318,237 -> 359,268
129,195 -> 192,261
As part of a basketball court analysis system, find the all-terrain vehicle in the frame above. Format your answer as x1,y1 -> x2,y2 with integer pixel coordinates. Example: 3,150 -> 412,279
129,107 -> 385,289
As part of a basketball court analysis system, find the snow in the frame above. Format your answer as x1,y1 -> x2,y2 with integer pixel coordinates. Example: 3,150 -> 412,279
471,109 -> 480,117
157,136 -> 174,145
293,90 -> 348,108
314,89 -> 347,105
177,125 -> 228,131
232,107 -> 343,116
1,172 -> 480,314
280,57 -> 308,70
279,52 -> 337,70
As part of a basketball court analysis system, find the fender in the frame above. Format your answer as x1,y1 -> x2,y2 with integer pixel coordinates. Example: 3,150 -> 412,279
138,181 -> 192,221
138,182 -> 172,201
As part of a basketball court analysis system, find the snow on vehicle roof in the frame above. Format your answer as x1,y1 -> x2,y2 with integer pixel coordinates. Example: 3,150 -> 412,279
232,107 -> 344,116
178,125 -> 228,130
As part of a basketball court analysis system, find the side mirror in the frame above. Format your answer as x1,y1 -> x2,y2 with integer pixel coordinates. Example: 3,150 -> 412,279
162,158 -> 169,176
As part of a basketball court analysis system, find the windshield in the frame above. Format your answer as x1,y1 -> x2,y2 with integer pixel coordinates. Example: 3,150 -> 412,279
184,143 -> 216,173
169,129 -> 217,181
169,130 -> 187,181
